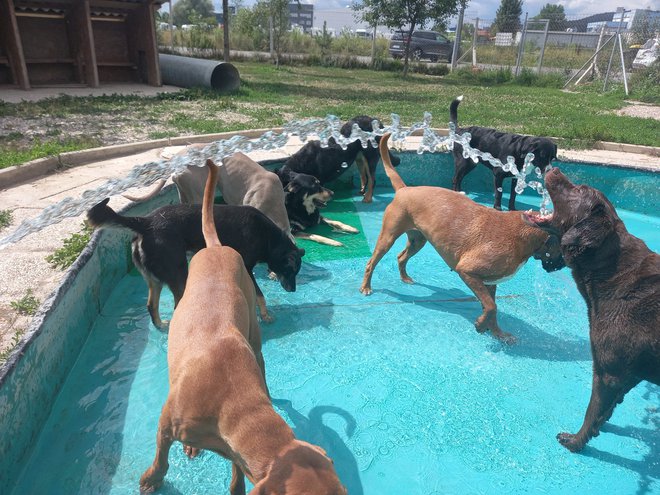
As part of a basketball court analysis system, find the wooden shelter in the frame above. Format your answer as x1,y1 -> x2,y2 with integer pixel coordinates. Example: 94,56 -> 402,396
0,0 -> 163,89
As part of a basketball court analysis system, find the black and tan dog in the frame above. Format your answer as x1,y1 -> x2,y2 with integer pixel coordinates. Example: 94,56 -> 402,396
278,115 -> 401,203
87,199 -> 304,325
450,95 -> 557,211
523,168 -> 659,452
360,133 -> 564,344
275,168 -> 359,247
139,159 -> 345,495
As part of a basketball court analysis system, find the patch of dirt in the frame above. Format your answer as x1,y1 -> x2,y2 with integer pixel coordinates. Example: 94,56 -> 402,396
616,102 -> 660,120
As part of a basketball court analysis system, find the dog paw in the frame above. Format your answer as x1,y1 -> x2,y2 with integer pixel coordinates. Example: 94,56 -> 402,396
401,275 -> 415,284
156,320 -> 170,330
183,445 -> 201,458
260,313 -> 275,323
359,286 -> 373,296
139,471 -> 163,493
557,432 -> 584,452
362,197 -> 373,204
496,332 -> 517,345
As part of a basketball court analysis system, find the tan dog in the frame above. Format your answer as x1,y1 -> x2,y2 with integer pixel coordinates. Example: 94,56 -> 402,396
359,134 -> 565,344
139,160 -> 346,494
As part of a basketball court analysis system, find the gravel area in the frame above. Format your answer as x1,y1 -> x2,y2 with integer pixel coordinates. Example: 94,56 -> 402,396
616,101 -> 660,120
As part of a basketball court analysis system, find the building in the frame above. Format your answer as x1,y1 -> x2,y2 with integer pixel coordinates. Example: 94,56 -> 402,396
289,2 -> 313,33
587,9 -> 660,32
0,0 -> 163,90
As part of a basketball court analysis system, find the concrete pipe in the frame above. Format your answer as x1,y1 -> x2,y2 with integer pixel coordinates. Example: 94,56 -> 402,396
158,54 -> 240,92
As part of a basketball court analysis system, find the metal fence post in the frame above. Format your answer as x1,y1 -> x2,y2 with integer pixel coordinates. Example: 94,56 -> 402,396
515,12 -> 528,76
592,25 -> 606,78
537,19 -> 549,73
451,4 -> 465,71
472,17 -> 479,66
617,33 -> 629,95
604,8 -> 626,91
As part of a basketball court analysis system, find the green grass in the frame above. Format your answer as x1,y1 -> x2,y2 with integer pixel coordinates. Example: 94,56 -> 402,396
45,224 -> 94,270
0,62 -> 657,169
10,289 -> 40,316
0,209 -> 13,230
0,137 -> 102,169
0,327 -> 25,364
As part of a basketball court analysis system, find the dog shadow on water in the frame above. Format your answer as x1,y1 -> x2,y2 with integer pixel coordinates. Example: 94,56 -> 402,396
380,282 -> 591,362
580,383 -> 660,495
272,399 -> 364,495
261,300 -> 335,341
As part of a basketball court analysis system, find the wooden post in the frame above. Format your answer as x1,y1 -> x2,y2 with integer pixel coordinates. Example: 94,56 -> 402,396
67,0 -> 99,87
0,0 -> 29,89
138,1 -> 162,86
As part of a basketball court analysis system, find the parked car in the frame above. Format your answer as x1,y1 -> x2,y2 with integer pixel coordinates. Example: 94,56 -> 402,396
389,30 -> 453,62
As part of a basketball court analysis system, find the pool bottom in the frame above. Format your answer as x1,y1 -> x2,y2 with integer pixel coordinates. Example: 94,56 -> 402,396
10,189 -> 660,495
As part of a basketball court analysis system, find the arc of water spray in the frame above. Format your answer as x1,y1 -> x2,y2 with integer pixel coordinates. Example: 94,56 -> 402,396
0,114 -> 552,249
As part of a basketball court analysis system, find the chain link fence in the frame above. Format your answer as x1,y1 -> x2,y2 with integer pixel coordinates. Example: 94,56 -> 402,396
452,14 -> 644,90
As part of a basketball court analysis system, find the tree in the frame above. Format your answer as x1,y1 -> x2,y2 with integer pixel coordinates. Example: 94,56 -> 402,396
352,0 -> 462,76
494,0 -> 522,35
533,3 -> 566,31
172,0 -> 214,27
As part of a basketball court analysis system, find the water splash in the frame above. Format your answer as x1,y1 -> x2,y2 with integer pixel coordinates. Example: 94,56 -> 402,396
0,113 -> 552,248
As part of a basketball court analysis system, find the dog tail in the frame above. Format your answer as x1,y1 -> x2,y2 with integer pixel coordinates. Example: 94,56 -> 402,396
86,198 -> 149,234
201,159 -> 221,248
379,133 -> 406,192
449,95 -> 464,126
123,179 -> 166,202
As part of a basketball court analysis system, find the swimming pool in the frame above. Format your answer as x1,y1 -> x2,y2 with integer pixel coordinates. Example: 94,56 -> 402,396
3,154 -> 659,494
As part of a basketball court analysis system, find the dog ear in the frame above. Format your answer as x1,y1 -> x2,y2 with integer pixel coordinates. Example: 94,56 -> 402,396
285,181 -> 300,193
561,203 -> 614,263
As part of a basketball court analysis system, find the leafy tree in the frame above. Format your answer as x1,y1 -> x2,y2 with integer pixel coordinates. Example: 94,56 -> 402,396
533,3 -> 566,31
494,0 -> 523,34
352,0 -> 461,76
172,0 -> 214,27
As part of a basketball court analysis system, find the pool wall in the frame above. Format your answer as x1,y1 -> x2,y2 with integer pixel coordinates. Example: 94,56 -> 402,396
0,152 -> 658,493
0,190 -> 177,493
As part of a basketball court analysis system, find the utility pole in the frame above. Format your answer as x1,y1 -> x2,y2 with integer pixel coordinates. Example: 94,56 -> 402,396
222,0 -> 230,62
451,3 -> 465,71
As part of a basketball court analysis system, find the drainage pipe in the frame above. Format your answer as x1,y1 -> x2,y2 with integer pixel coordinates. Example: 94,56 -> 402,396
158,53 -> 240,92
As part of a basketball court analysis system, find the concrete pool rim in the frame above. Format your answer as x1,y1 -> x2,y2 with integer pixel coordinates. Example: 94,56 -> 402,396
0,129 -> 658,190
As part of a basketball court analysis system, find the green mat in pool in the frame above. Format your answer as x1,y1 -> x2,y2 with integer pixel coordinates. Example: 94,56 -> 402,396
294,187 -> 371,263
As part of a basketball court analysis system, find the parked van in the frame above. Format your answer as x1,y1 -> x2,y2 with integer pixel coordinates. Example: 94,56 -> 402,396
389,30 -> 453,62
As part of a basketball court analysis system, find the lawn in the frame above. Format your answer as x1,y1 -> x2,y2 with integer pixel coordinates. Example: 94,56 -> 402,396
0,62 -> 658,169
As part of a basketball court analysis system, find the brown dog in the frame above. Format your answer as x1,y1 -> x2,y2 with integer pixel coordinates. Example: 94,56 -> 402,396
139,160 -> 346,495
523,168 -> 659,452
359,134 -> 565,344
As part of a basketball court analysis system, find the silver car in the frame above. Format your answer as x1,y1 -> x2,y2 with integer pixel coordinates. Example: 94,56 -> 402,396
389,30 -> 453,62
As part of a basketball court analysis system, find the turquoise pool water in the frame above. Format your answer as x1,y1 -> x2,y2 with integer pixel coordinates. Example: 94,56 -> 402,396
9,161 -> 660,495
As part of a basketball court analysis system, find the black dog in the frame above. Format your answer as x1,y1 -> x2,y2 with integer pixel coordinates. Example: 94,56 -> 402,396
87,199 -> 304,326
274,169 -> 358,247
523,168 -> 659,452
450,95 -> 557,210
279,115 -> 400,203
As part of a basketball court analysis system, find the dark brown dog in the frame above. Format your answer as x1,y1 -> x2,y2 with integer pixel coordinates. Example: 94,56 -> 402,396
523,168 -> 659,452
139,160 -> 346,494
360,134 -> 565,344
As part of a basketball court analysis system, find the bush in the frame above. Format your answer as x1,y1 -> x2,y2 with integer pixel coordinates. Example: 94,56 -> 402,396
630,59 -> 660,104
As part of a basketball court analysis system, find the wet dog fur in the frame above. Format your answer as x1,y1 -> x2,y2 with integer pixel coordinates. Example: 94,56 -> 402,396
450,96 -> 557,211
87,200 -> 304,325
523,168 -> 659,452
